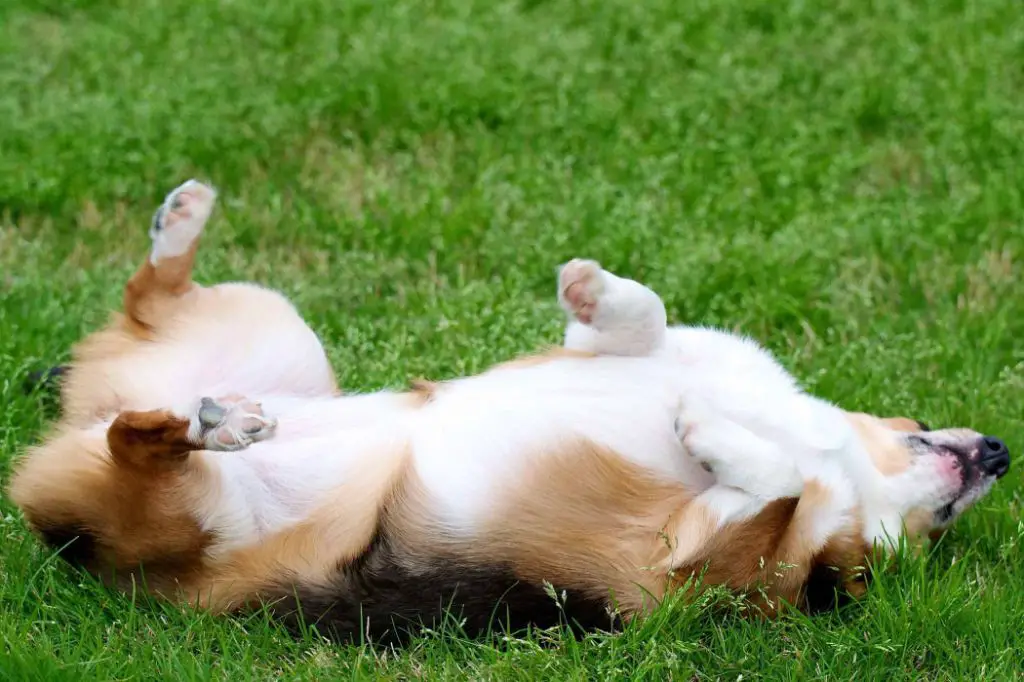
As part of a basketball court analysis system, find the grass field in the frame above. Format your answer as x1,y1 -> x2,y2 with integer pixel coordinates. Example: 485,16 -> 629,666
2,0 -> 1023,678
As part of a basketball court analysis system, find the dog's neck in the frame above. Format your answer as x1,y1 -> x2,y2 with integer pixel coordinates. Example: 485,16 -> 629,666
836,413 -> 914,549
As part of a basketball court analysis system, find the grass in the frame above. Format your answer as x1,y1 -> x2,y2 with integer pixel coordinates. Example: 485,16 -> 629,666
1,0 -> 1023,678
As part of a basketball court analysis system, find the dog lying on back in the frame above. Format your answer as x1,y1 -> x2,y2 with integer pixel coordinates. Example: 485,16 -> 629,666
8,181 -> 1010,643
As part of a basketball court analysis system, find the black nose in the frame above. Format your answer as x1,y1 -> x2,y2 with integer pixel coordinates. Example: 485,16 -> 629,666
979,436 -> 1010,478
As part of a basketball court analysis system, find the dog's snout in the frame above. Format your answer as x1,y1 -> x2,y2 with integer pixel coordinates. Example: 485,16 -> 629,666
978,436 -> 1010,478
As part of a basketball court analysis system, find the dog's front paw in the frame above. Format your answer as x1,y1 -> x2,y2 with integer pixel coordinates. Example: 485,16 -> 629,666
191,394 -> 277,451
150,180 -> 218,263
676,407 -> 804,500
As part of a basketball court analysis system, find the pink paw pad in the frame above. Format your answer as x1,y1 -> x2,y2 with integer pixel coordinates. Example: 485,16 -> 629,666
558,259 -> 604,324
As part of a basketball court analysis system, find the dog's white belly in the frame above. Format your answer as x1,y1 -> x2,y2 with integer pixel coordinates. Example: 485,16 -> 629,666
214,356 -> 713,540
209,349 -> 848,544
200,392 -> 414,549
408,356 -> 714,526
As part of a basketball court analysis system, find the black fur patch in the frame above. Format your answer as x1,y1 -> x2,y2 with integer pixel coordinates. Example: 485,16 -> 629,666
267,532 -> 618,645
38,525 -> 98,567
915,420 -> 932,432
802,563 -> 868,614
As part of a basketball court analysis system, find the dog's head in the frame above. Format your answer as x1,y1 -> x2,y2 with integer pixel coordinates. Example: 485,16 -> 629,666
848,414 -> 1010,547
750,412 -> 1012,614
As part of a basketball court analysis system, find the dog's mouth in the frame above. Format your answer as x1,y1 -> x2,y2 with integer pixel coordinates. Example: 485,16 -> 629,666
932,437 -> 1010,524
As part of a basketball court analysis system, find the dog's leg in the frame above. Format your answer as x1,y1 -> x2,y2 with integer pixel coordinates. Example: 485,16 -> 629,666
108,394 -> 277,466
123,180 -> 217,332
675,403 -> 805,501
667,479 -> 852,616
558,259 -> 667,356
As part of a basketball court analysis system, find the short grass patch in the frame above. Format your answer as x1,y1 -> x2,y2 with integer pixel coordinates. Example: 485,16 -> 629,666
2,0 -> 1023,678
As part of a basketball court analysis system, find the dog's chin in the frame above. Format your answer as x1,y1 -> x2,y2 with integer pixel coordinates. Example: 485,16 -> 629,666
931,473 -> 997,530
950,476 -> 998,519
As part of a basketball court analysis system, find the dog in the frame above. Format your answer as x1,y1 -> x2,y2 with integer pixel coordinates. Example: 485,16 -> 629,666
8,180 -> 1010,644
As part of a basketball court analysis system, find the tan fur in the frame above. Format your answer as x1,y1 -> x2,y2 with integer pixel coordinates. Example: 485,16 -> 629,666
58,315 -> 154,424
384,439 -> 694,614
492,346 -> 596,371
846,412 -> 913,475
812,515 -> 875,600
881,417 -> 924,433
11,398 -> 408,610
393,442 -> 876,618
195,445 -> 411,612
672,497 -> 802,609
106,409 -> 195,469
58,281 -> 339,427
8,424 -> 215,594
58,240 -> 203,421
13,349 -> 895,625
123,242 -> 200,333
406,379 -> 439,406
901,507 -> 938,542
671,481 -> 869,613
10,217 -> 343,601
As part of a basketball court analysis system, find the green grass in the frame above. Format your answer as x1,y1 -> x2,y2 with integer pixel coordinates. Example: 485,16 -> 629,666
2,0 -> 1023,678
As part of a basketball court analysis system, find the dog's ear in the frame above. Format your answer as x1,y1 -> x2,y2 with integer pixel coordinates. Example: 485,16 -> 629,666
881,417 -> 930,433
107,409 -> 195,470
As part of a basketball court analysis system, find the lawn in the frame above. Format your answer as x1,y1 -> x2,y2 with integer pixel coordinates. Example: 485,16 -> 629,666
2,0 -> 1023,678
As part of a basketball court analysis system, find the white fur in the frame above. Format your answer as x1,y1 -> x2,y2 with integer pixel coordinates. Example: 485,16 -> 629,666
100,283 -> 336,418
150,179 -> 217,263
559,261 -> 859,541
176,326 -> 838,549
560,259 -> 668,355
195,420 -> 408,553
181,359 -> 711,544
556,261 -> 982,550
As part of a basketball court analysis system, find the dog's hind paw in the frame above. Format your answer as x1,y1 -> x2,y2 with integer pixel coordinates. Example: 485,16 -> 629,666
558,259 -> 605,325
149,180 -> 217,264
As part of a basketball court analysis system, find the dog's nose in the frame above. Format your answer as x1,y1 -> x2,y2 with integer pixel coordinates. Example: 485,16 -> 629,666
979,436 -> 1010,478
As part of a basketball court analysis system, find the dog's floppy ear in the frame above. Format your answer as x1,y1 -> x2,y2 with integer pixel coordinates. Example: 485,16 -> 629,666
881,417 -> 930,433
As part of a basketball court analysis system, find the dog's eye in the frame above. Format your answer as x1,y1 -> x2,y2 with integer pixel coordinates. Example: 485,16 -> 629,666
907,435 -> 929,448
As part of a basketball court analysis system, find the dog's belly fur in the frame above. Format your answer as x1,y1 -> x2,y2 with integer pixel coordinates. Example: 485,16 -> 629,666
160,354 -> 727,642
409,356 -> 715,522
200,357 -> 715,548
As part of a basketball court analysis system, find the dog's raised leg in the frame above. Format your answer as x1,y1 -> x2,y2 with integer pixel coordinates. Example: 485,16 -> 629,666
558,259 -> 668,356
557,260 -> 805,498
123,180 -> 217,332
675,404 -> 805,501
109,394 -> 277,466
